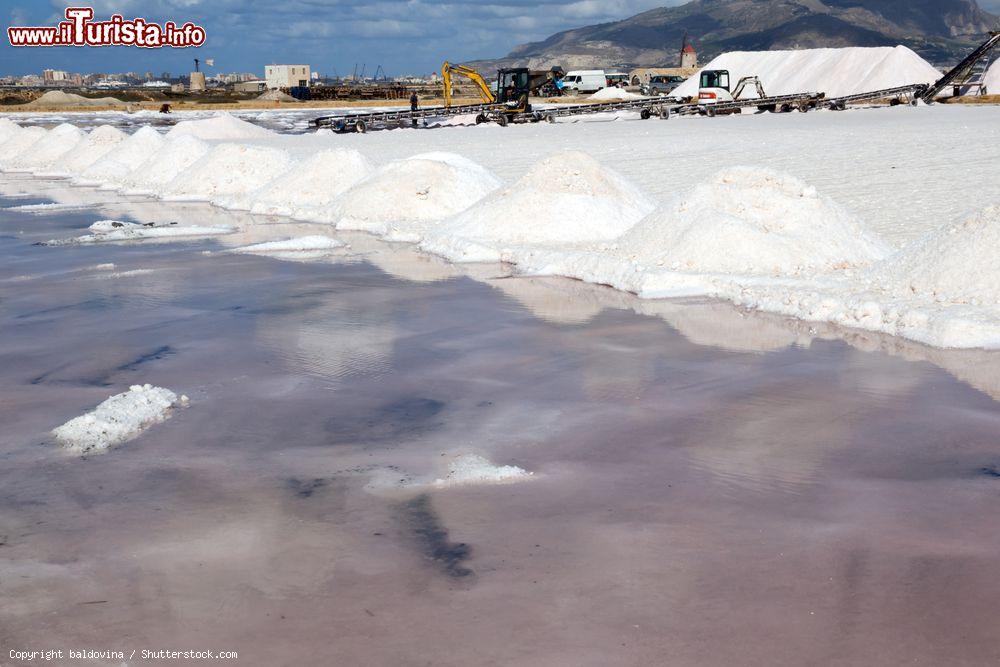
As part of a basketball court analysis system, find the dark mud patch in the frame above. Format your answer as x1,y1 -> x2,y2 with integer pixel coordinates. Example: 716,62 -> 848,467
287,478 -> 328,498
400,494 -> 473,579
977,465 -> 1000,478
116,345 -> 175,372
325,397 -> 446,445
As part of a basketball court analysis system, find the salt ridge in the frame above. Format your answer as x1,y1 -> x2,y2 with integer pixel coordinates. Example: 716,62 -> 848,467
1,113 -> 998,349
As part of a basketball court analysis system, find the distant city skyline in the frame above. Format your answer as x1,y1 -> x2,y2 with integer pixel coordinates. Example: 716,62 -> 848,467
0,0 -> 689,77
2,0 -> 999,78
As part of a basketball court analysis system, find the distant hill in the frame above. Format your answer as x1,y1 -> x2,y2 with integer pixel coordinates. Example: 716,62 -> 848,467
466,0 -> 1000,72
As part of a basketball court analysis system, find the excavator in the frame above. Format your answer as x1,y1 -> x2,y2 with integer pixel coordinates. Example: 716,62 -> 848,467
441,62 -> 565,123
698,71 -> 782,113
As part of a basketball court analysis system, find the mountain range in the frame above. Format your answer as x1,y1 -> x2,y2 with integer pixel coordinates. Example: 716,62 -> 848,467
467,0 -> 1000,71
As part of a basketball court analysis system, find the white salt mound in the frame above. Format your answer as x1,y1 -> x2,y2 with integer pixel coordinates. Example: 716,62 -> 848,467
79,126 -> 166,185
615,167 -> 889,277
161,143 -> 294,201
257,89 -> 299,102
672,46 -> 941,99
53,384 -> 184,454
870,205 -> 1000,305
237,148 -> 372,218
0,118 -> 21,143
984,61 -> 1000,95
167,113 -> 274,141
422,151 -> 655,262
590,87 -> 642,101
0,126 -> 48,164
334,152 -> 502,240
46,220 -> 233,245
432,454 -> 533,488
120,134 -> 211,193
60,125 -> 126,174
26,90 -> 124,108
232,236 -> 345,253
5,123 -> 85,171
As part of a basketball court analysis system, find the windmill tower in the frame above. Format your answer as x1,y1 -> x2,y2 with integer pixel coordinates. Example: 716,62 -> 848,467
680,32 -> 698,68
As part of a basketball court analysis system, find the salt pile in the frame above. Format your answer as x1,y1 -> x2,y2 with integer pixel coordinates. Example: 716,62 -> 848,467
0,126 -> 47,164
671,46 -> 941,99
230,149 -> 372,218
46,219 -> 233,245
5,123 -> 85,172
432,454 -> 533,488
257,89 -> 299,102
590,87 -> 643,101
26,90 -> 124,108
232,236 -> 345,253
60,125 -> 126,174
167,113 -> 275,141
119,134 -> 211,194
422,151 -> 655,263
0,118 -> 21,143
52,384 -> 185,454
984,61 -> 1000,95
78,126 -> 166,185
617,168 -> 889,278
160,143 -> 294,201
869,205 -> 1000,305
334,152 -> 502,241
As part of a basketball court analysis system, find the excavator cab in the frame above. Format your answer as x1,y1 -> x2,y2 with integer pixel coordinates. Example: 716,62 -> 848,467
496,68 -> 532,112
698,70 -> 731,103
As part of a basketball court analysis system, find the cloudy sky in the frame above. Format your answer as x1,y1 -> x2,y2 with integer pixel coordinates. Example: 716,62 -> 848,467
2,0 -> 999,77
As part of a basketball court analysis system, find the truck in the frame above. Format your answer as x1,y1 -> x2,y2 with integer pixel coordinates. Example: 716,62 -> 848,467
560,70 -> 606,95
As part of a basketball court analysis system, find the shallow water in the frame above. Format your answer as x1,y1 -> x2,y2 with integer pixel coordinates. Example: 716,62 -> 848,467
2,178 -> 1000,666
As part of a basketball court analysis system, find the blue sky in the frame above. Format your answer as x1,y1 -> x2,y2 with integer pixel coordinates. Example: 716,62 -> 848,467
2,0 -> 999,77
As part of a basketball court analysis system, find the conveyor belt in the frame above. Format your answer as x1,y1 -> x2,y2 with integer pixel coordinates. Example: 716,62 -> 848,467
823,84 -> 929,110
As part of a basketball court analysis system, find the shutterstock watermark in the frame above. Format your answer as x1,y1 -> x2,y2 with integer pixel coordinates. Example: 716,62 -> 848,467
7,7 -> 206,48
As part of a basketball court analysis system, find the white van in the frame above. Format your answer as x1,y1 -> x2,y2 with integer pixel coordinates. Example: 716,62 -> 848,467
560,70 -> 606,95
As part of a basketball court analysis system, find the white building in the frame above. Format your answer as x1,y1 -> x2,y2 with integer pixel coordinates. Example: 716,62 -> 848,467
265,64 -> 311,89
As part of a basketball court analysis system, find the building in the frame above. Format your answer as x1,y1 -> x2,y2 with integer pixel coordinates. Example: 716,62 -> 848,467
42,69 -> 70,83
265,65 -> 311,89
233,80 -> 267,93
680,42 -> 698,69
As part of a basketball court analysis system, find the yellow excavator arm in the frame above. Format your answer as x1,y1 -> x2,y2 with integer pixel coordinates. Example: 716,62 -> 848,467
442,62 -> 496,107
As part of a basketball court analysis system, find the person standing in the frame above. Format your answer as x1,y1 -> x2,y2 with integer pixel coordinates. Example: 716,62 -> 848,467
409,92 -> 419,127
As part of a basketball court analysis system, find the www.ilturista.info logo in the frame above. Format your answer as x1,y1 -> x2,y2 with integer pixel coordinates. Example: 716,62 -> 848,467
7,7 -> 206,48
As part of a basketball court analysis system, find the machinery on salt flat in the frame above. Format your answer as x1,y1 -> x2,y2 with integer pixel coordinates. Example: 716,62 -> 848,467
311,34 -> 1000,133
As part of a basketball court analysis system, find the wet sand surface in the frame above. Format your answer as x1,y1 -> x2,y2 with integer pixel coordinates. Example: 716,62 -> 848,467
2,176 -> 1000,666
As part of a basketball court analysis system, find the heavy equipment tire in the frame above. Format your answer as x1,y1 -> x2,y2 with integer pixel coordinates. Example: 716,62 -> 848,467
797,102 -> 809,113
639,108 -> 651,120
758,104 -> 777,113
658,107 -> 671,119
475,114 -> 487,124
496,114 -> 509,127
780,104 -> 793,113
705,107 -> 716,117
545,114 -> 556,123
354,120 -> 367,134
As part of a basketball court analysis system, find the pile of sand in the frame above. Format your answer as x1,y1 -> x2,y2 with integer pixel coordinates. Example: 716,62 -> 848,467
26,90 -> 124,108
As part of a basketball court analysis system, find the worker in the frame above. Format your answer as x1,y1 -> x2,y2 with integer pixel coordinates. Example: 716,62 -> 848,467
410,92 -> 418,127
159,103 -> 172,114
